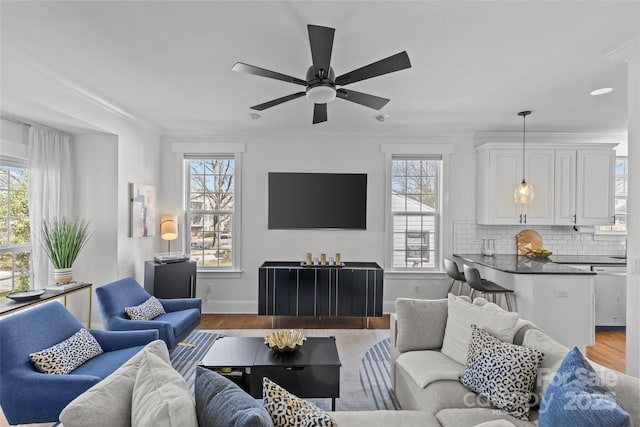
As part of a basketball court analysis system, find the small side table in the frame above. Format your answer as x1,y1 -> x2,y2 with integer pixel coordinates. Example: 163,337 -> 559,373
144,260 -> 197,298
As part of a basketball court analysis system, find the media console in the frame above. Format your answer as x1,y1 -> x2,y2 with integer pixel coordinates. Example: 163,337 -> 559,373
258,261 -> 383,317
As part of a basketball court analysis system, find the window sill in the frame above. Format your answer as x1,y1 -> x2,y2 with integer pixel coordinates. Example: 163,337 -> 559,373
384,271 -> 448,280
196,269 -> 243,279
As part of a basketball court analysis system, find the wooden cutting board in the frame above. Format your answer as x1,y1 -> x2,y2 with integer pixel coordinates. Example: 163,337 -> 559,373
516,229 -> 542,255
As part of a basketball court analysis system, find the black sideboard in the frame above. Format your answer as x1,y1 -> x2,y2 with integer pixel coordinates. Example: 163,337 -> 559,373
258,261 -> 383,317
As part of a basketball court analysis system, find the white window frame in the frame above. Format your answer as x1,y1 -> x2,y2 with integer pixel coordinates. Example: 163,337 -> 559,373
172,143 -> 244,275
597,156 -> 628,235
382,144 -> 452,276
0,155 -> 31,293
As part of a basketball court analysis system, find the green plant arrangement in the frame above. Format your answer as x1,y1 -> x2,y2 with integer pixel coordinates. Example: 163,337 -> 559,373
41,218 -> 92,283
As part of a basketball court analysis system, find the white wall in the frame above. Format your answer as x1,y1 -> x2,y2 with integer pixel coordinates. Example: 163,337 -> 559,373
161,135 -> 476,313
2,55 -> 162,325
69,133 -> 119,325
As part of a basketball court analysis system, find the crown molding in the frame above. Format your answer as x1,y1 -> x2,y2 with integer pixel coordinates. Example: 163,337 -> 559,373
2,48 -> 161,135
606,37 -> 640,63
473,131 -> 627,147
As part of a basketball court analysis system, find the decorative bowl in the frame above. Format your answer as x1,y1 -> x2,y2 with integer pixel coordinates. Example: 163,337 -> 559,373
6,289 -> 45,302
264,330 -> 306,353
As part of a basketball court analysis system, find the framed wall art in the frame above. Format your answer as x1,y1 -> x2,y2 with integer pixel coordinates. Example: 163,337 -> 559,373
129,183 -> 156,237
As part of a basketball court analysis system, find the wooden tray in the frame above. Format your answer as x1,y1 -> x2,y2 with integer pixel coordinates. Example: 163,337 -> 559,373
516,229 -> 542,255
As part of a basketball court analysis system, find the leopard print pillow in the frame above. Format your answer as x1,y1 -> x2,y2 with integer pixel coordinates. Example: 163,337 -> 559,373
30,328 -> 103,374
460,324 -> 543,420
125,296 -> 166,320
262,377 -> 336,427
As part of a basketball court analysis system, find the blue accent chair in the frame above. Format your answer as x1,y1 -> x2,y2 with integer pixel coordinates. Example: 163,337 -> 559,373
0,301 -> 158,424
96,277 -> 202,349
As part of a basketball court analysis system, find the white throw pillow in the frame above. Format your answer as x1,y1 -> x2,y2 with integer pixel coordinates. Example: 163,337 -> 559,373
131,351 -> 198,427
440,294 -> 519,366
59,340 -> 169,427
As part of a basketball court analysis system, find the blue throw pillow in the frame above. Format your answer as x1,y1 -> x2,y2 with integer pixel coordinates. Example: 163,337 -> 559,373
539,347 -> 631,427
195,366 -> 274,427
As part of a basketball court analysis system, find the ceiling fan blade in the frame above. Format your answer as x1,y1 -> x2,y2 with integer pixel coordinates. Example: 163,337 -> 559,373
336,89 -> 390,110
313,103 -> 328,124
232,62 -> 307,86
308,25 -> 335,78
250,92 -> 306,111
335,51 -> 411,86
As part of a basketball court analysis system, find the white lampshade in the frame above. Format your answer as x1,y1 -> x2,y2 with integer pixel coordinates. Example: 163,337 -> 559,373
160,214 -> 178,241
514,180 -> 535,204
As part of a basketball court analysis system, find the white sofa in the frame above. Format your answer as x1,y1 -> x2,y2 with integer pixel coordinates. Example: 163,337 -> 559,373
390,294 -> 640,427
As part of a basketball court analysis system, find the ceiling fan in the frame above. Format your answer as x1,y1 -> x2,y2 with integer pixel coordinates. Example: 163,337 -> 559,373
232,24 -> 412,124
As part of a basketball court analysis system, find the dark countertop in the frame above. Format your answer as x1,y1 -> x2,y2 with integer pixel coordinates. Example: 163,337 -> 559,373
548,255 -> 627,265
454,254 -> 596,275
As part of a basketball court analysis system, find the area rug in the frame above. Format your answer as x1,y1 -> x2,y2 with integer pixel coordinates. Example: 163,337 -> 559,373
170,329 -> 399,411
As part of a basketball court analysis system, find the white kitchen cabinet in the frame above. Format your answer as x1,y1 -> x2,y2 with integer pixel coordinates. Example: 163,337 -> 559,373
592,265 -> 626,327
476,146 -> 554,225
576,150 -> 616,225
477,142 -> 615,226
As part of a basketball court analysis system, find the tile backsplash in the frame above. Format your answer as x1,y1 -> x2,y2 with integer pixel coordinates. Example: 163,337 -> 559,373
453,220 -> 626,256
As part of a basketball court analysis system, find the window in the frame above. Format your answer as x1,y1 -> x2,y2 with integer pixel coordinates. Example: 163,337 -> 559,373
599,157 -> 627,233
0,159 -> 30,295
186,156 -> 237,269
390,156 -> 442,270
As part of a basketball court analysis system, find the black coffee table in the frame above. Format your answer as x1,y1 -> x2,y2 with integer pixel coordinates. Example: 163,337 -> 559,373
199,336 -> 341,410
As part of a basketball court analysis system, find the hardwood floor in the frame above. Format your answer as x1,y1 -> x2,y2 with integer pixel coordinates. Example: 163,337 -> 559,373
586,329 -> 626,373
0,319 -> 626,427
198,313 -> 391,330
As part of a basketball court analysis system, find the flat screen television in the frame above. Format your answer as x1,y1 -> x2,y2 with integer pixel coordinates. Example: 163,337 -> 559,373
268,172 -> 367,230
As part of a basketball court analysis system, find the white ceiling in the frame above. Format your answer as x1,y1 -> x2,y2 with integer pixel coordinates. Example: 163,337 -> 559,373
1,1 -> 639,137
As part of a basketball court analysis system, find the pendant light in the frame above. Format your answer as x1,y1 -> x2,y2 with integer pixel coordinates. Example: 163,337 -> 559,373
514,110 -> 535,203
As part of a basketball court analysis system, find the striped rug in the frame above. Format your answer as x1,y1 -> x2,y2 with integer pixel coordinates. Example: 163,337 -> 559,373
170,330 -> 221,393
360,338 -> 401,410
170,329 -> 399,411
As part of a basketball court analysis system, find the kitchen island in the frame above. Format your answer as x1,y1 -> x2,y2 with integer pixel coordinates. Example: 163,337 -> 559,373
454,254 -> 596,349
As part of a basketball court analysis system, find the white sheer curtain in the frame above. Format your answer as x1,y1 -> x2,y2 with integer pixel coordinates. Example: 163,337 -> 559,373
28,126 -> 72,288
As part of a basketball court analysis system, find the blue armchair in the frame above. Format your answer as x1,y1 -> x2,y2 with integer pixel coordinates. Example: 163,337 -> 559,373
0,301 -> 158,424
96,277 -> 202,349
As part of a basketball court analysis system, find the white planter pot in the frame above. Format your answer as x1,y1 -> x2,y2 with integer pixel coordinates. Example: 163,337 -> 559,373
53,268 -> 73,284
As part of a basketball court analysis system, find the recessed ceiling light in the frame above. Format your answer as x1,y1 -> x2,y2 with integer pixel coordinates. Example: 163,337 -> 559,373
248,113 -> 261,120
376,114 -> 389,122
590,87 -> 614,96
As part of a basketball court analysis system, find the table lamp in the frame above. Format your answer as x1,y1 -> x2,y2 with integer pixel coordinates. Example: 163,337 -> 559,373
160,214 -> 178,252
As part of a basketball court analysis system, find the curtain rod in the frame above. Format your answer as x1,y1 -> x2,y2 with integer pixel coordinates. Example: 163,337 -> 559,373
0,114 -> 32,127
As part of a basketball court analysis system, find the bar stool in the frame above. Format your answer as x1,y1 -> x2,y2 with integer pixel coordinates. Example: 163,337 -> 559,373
462,265 -> 514,312
444,258 -> 467,296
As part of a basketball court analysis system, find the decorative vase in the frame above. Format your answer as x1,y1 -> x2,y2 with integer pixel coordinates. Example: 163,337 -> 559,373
53,268 -> 73,284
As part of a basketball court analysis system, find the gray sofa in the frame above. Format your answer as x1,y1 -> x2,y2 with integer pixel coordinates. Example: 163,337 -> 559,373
389,295 -> 640,427
58,295 -> 639,427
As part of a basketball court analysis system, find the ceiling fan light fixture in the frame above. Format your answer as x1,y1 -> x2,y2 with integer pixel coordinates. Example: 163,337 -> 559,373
306,85 -> 336,104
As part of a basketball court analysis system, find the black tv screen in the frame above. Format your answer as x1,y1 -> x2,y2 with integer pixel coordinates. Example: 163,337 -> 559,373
268,172 -> 367,230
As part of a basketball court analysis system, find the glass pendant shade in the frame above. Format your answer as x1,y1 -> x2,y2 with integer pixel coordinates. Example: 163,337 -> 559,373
514,110 -> 534,203
515,180 -> 535,204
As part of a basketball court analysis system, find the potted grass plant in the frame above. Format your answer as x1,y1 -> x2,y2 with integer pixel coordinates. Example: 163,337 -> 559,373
41,217 -> 92,284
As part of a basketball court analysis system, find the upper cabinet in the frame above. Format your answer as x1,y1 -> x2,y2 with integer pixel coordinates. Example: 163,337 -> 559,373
476,142 -> 616,226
